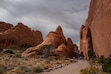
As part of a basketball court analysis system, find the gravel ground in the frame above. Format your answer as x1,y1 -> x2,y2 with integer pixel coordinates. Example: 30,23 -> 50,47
39,60 -> 90,74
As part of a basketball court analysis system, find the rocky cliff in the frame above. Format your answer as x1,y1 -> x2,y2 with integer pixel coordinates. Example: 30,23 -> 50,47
81,0 -> 111,57
0,22 -> 43,49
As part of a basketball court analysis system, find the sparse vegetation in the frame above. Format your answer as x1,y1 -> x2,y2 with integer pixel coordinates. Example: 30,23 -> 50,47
43,64 -> 52,69
80,67 -> 106,74
15,66 -> 31,74
33,66 -> 44,73
102,54 -> 111,74
4,49 -> 15,54
88,48 -> 96,59
45,58 -> 51,64
98,55 -> 105,64
38,45 -> 55,57
14,54 -> 21,58
0,49 -> 75,73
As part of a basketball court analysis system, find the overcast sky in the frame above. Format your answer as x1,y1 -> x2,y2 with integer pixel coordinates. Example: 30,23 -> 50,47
0,0 -> 90,46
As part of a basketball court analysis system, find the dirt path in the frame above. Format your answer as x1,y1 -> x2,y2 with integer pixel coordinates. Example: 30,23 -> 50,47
40,60 -> 90,74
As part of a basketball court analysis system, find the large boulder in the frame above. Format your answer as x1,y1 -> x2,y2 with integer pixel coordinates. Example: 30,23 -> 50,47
82,0 -> 111,57
0,22 -> 43,49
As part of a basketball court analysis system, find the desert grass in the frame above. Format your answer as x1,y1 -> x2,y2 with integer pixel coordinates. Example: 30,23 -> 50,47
0,49 -> 76,74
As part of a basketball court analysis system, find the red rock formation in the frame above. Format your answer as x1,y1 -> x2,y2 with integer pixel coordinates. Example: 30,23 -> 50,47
55,38 -> 75,57
80,25 -> 92,58
74,44 -> 78,53
42,26 -> 66,47
82,0 -> 111,57
0,22 -> 43,49
55,43 -> 69,57
22,25 -> 79,58
66,38 -> 74,56
0,21 -> 13,32
22,26 -> 67,57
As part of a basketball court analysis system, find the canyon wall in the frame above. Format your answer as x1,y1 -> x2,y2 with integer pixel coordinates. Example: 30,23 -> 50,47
81,0 -> 111,57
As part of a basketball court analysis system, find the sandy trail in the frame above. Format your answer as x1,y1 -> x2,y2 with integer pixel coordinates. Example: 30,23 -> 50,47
40,60 -> 90,74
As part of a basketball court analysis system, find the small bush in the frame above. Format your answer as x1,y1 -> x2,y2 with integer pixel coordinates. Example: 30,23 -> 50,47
33,66 -> 44,73
98,55 -> 105,64
43,64 -> 52,69
102,56 -> 111,73
45,58 -> 51,64
38,45 -> 55,57
15,54 -> 21,58
56,60 -> 62,65
16,66 -> 30,74
4,49 -> 15,54
80,67 -> 106,74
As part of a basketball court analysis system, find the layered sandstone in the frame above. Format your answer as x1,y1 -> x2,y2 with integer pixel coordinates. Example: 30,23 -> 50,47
22,26 -> 77,57
0,22 -> 43,49
81,0 -> 111,57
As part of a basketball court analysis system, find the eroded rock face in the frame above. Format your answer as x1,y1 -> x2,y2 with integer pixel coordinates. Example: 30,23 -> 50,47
22,26 -> 66,57
83,0 -> 111,57
55,38 -> 74,57
55,44 -> 68,57
80,25 -> 92,58
0,22 -> 43,49
22,26 -> 77,58
0,22 -> 13,32
42,26 -> 66,47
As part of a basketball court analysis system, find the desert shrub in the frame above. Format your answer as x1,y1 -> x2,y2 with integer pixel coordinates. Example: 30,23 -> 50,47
38,45 -> 55,57
14,54 -> 21,58
56,60 -> 62,65
88,48 -> 96,59
33,66 -> 43,73
43,64 -> 52,69
45,58 -> 51,64
80,67 -> 106,74
102,55 -> 111,73
98,55 -> 105,64
21,43 -> 32,48
16,66 -> 30,74
4,49 -> 15,54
